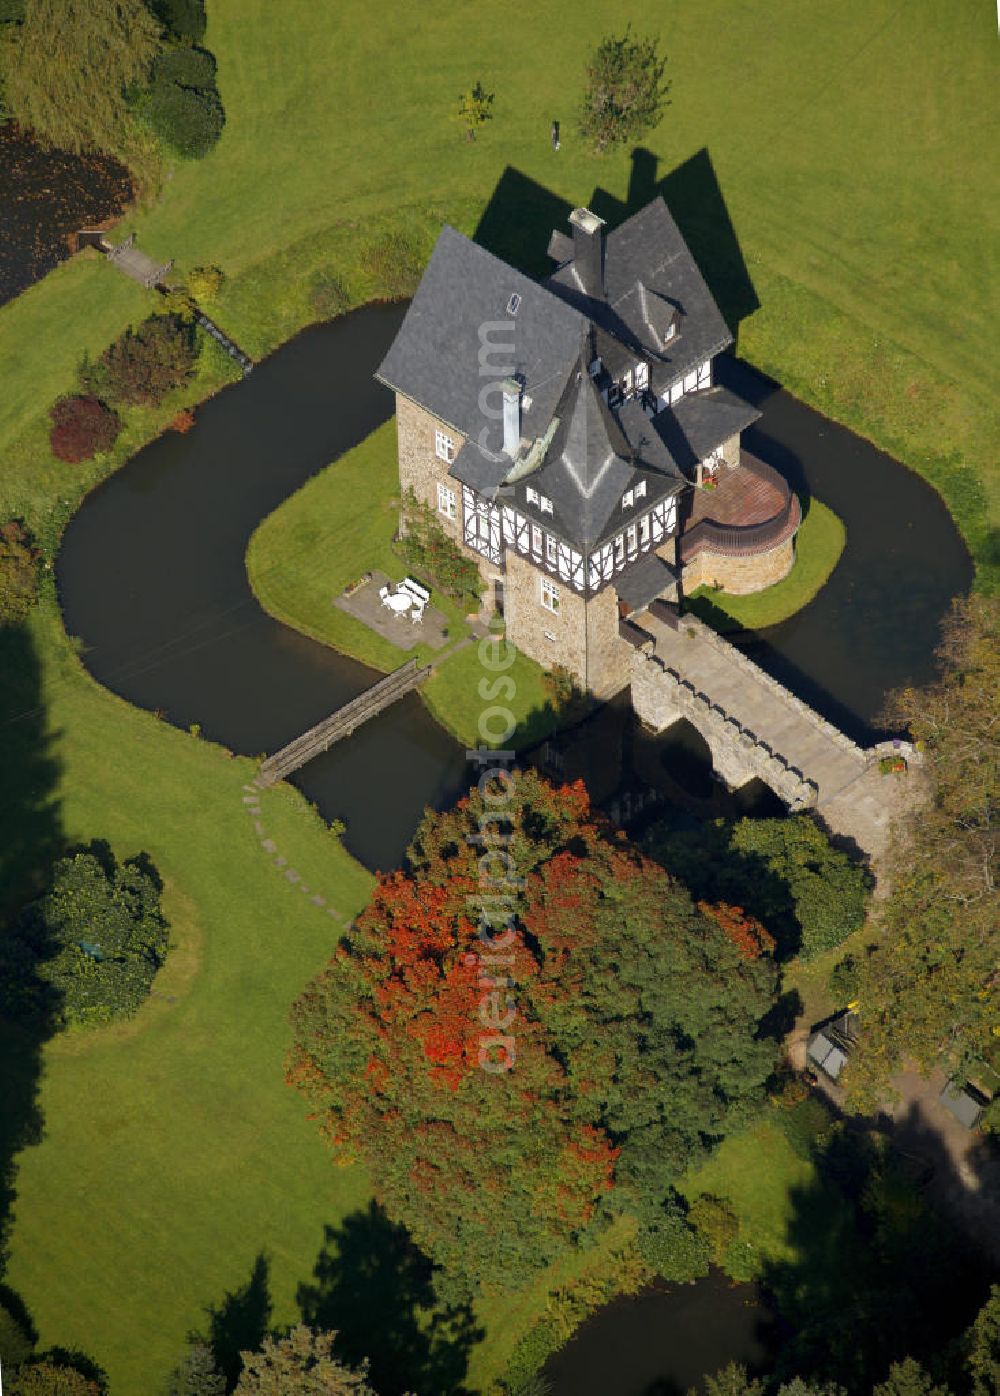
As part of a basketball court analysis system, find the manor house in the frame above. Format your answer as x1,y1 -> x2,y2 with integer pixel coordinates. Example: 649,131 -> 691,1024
377,197 -> 799,695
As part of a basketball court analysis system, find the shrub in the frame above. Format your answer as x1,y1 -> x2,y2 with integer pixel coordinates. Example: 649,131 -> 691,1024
2,847 -> 169,1029
6,1362 -> 101,1395
688,1193 -> 740,1264
637,1208 -> 711,1282
829,953 -> 861,1004
148,0 -> 207,44
397,489 -> 483,603
362,231 -> 423,299
578,26 -> 669,152
49,395 -> 121,463
80,314 -> 198,407
170,407 -> 196,433
454,80 -> 494,141
186,264 -> 224,302
0,519 -> 41,625
309,268 -> 350,319
777,1096 -> 836,1160
145,45 -> 224,157
541,663 -> 584,714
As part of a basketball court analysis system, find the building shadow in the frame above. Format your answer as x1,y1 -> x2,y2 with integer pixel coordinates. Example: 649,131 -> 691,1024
0,621 -> 64,1352
473,148 -> 758,343
762,1093 -> 996,1390
297,1201 -> 483,1396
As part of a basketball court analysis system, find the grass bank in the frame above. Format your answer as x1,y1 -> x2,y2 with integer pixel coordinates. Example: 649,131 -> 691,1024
246,420 -> 561,749
685,499 -> 846,632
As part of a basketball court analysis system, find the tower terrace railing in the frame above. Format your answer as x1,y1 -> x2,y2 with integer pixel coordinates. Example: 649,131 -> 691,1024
679,453 -> 800,561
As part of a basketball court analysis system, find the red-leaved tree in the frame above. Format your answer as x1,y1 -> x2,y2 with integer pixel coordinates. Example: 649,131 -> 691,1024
49,394 -> 121,463
289,772 -> 779,1290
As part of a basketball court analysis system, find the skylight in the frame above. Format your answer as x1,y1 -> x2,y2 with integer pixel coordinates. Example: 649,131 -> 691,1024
506,293 -> 521,316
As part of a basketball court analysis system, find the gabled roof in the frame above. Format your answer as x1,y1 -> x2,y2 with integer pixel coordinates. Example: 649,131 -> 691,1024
656,386 -> 762,473
376,225 -> 586,448
547,198 -> 732,390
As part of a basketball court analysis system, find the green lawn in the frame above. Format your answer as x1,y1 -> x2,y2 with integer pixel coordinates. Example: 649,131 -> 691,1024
686,499 -> 846,632
246,420 -> 562,749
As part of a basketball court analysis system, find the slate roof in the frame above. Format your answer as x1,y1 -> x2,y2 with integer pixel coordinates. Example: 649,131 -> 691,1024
376,225 -> 586,451
547,198 -> 733,393
377,198 -> 753,556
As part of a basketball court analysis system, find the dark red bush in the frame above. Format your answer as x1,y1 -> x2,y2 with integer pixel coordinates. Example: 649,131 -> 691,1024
49,394 -> 121,463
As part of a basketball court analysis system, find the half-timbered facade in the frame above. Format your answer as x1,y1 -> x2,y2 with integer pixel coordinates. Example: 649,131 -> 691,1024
376,197 -> 764,695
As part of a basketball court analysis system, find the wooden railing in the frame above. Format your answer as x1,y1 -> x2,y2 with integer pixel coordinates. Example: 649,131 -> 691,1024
256,659 -> 430,787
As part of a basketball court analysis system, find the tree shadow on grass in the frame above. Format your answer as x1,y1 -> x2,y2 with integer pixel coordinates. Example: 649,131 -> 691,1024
763,1098 -> 995,1389
0,621 -> 64,1353
196,1251 -> 273,1389
297,1201 -> 483,1396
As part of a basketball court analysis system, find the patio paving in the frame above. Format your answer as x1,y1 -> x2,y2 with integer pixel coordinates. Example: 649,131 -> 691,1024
332,570 -> 450,651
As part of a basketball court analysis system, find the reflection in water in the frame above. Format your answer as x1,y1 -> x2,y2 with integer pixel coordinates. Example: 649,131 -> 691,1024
0,124 -> 131,306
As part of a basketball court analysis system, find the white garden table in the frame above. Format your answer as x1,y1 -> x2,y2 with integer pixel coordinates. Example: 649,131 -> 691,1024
385,592 -> 412,614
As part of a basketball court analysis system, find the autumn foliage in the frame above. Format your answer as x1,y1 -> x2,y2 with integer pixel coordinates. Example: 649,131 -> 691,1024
49,394 -> 121,463
289,771 -> 779,1287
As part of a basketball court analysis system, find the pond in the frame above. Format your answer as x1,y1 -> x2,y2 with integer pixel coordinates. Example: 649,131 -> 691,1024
56,303 -> 972,871
0,123 -> 131,306
542,1271 -> 776,1396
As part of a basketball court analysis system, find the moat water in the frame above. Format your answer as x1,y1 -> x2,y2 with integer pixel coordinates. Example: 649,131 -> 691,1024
57,302 -> 971,868
54,301 -> 973,1391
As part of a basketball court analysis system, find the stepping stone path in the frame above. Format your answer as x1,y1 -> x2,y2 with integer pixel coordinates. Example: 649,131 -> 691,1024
241,783 -> 348,925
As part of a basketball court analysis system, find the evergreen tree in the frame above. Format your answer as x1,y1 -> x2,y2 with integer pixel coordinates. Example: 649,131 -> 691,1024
578,26 -> 669,152
6,0 -> 160,153
166,1341 -> 226,1396
872,1357 -> 952,1396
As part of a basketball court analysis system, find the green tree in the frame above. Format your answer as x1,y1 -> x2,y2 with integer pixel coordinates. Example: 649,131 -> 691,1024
6,1363 -> 100,1396
233,1326 -> 383,1395
147,0 -> 205,44
144,44 -> 224,158
578,26 -> 669,152
289,773 -> 779,1288
966,1285 -> 1000,1396
872,1358 -> 952,1396
645,812 -> 871,960
166,1342 -> 226,1396
0,519 -> 41,626
702,1365 -> 765,1396
846,596 -> 999,1107
6,0 -> 160,153
454,81 -> 494,141
1,847 -> 168,1028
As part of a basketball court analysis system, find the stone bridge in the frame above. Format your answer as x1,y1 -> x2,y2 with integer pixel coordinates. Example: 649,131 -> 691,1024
627,605 -> 918,863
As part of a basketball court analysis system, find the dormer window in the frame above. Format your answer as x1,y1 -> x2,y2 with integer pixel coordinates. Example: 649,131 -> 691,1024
635,363 -> 649,391
506,292 -> 521,316
435,430 -> 454,463
622,490 -> 634,510
526,486 -> 553,513
635,480 -> 647,499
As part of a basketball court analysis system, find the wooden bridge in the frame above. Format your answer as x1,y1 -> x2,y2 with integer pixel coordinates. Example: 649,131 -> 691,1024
255,659 -> 431,788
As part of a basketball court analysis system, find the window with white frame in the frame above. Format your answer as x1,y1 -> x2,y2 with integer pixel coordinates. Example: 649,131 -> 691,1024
437,483 -> 456,519
526,486 -> 539,505
635,362 -> 649,391
540,577 -> 560,613
635,480 -> 647,499
435,430 -> 454,463
539,495 -> 553,514
545,533 -> 557,565
622,489 -> 634,510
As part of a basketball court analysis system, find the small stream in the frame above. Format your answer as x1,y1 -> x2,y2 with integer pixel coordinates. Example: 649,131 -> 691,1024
56,303 -> 972,870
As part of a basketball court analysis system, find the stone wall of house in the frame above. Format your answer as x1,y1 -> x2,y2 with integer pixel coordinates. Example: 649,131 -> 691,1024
721,432 -> 741,468
682,536 -> 794,595
395,394 -> 466,547
504,551 -> 631,698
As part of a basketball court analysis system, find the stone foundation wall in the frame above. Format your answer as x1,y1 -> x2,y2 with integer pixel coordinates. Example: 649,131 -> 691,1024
395,394 -> 466,548
504,552 -> 630,697
683,536 -> 794,595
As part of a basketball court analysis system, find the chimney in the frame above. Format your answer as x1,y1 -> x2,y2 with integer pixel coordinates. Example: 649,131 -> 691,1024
501,377 -> 521,458
569,207 -> 606,300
